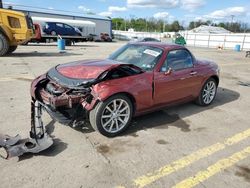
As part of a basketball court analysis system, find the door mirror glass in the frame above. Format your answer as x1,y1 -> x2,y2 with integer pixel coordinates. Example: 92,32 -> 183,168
161,67 -> 167,72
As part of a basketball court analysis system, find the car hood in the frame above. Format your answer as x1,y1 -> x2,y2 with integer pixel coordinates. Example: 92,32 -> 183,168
47,59 -> 143,88
57,59 -> 123,79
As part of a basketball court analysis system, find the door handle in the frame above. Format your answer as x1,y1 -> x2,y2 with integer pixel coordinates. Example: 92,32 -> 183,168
190,71 -> 197,76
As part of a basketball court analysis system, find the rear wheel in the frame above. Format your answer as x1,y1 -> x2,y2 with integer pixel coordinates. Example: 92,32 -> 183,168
0,33 -> 9,56
51,31 -> 57,36
106,38 -> 112,42
196,78 -> 217,106
89,95 -> 133,137
65,39 -> 72,46
7,45 -> 17,54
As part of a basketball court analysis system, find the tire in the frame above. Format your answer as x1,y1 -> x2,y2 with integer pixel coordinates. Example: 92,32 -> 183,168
196,78 -> 218,106
21,41 -> 29,45
65,40 -> 72,46
51,31 -> 57,36
7,45 -> 17,54
106,38 -> 112,42
89,95 -> 133,137
0,33 -> 10,56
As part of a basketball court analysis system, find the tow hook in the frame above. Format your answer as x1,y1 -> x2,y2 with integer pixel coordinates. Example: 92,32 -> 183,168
0,101 -> 53,159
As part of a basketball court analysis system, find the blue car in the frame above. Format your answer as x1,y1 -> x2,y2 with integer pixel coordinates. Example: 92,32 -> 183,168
43,22 -> 81,36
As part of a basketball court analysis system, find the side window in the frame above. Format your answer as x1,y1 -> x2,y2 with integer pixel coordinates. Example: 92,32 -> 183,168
44,23 -> 49,30
64,24 -> 72,29
8,16 -> 21,28
161,49 -> 193,71
56,23 -> 63,28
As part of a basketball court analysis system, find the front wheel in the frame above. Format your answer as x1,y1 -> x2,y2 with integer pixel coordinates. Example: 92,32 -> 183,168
196,78 -> 217,106
89,95 -> 133,137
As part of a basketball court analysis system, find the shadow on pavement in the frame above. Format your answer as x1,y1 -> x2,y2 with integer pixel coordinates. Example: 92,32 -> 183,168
23,44 -> 100,47
18,120 -> 68,161
123,87 -> 240,136
17,87 -> 239,160
9,52 -> 83,57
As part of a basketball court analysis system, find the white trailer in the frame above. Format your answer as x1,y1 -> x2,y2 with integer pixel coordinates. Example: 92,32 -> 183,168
31,16 -> 96,37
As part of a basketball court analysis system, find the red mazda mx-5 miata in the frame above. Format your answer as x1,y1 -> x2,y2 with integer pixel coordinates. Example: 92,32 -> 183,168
31,42 -> 220,137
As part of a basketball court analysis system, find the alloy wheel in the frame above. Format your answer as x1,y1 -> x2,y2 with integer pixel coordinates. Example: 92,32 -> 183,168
101,99 -> 130,133
202,81 -> 216,104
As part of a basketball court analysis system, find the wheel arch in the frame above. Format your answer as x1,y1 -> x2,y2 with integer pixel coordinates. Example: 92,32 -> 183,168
0,26 -> 7,37
196,74 -> 219,101
210,75 -> 219,86
101,92 -> 137,116
0,25 -> 13,42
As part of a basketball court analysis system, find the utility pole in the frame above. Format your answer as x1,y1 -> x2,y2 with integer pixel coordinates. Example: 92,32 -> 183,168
231,15 -> 235,24
0,0 -> 3,8
231,15 -> 235,32
125,19 -> 126,31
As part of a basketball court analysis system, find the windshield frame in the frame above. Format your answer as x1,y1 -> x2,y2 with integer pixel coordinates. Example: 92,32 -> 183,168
108,43 -> 164,72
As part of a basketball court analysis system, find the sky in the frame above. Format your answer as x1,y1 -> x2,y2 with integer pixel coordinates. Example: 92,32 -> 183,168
3,0 -> 250,25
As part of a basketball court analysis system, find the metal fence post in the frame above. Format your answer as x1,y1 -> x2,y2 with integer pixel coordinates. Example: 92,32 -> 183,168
208,34 -> 210,48
194,34 -> 196,47
223,35 -> 226,49
242,35 -> 246,51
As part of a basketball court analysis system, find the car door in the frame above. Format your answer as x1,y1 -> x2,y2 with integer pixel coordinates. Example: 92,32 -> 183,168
64,24 -> 74,35
154,49 -> 199,106
55,23 -> 64,35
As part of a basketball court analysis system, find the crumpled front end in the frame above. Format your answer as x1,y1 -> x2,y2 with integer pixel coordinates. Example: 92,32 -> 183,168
31,68 -> 99,126
0,71 -> 99,159
0,62 -> 144,159
30,62 -> 144,125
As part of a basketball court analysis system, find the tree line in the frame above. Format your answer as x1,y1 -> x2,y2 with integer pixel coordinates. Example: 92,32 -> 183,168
112,18 -> 250,33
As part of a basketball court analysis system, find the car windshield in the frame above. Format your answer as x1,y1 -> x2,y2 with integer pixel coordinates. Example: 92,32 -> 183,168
108,44 -> 163,71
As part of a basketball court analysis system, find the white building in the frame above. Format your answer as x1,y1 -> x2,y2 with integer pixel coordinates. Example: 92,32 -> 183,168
15,8 -> 112,37
31,16 -> 96,37
189,25 -> 231,34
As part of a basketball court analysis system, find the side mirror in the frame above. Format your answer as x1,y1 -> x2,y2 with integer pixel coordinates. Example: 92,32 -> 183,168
164,68 -> 172,76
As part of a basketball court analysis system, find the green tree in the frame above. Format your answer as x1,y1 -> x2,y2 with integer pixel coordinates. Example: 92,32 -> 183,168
112,18 -> 125,30
112,18 -> 185,32
171,21 -> 181,32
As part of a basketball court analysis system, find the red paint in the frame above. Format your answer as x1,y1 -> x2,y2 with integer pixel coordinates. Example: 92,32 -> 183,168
31,43 -> 219,116
57,59 -> 121,79
33,23 -> 42,40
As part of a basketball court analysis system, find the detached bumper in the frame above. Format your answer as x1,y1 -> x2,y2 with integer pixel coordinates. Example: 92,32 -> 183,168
0,101 -> 53,159
0,134 -> 53,159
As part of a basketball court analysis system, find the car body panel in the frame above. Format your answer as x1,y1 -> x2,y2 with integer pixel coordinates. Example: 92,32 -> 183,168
57,59 -> 123,79
31,42 -> 219,125
92,71 -> 154,114
43,22 -> 81,36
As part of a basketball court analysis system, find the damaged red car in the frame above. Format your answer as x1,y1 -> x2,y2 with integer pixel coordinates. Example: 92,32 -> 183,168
31,42 -> 220,137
